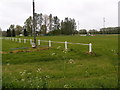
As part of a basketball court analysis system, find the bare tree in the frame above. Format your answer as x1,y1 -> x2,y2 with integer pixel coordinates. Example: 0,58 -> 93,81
49,14 -> 53,31
37,13 -> 43,34
42,14 -> 49,34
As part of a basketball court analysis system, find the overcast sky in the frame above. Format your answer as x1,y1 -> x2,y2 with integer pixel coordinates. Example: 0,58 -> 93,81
0,0 -> 119,31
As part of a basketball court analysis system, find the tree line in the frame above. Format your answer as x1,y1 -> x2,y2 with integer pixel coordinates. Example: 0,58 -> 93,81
79,27 -> 120,34
3,13 -> 77,37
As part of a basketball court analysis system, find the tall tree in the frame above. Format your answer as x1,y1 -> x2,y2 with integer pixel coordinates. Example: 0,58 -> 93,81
53,16 -> 60,30
12,29 -> 16,37
41,25 -> 47,34
38,13 -> 43,34
23,29 -> 28,36
61,17 -> 76,35
34,13 -> 39,31
34,13 -> 43,35
24,16 -> 33,36
42,14 -> 49,34
15,25 -> 23,35
6,29 -> 11,37
49,14 -> 53,31
9,24 -> 15,37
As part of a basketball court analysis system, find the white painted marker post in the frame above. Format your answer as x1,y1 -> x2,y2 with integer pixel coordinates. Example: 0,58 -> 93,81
38,40 -> 40,45
89,43 -> 92,52
12,38 -> 14,41
65,41 -> 68,50
24,39 -> 26,43
15,38 -> 17,42
19,38 -> 21,43
30,39 -> 32,44
49,40 -> 51,47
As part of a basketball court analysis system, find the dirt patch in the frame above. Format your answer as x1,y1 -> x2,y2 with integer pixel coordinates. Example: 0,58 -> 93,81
2,47 -> 50,54
85,51 -> 96,56
0,51 -> 7,54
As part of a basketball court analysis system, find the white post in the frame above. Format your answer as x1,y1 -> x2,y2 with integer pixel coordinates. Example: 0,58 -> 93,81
12,38 -> 14,41
38,40 -> 40,45
65,41 -> 68,50
24,39 -> 26,43
49,40 -> 51,47
19,38 -> 21,43
15,38 -> 17,42
30,39 -> 32,44
89,43 -> 92,52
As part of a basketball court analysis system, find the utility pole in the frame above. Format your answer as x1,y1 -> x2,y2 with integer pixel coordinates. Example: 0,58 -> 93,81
33,0 -> 36,47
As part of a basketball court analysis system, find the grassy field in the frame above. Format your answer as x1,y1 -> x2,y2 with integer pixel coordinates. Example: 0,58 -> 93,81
2,35 -> 118,88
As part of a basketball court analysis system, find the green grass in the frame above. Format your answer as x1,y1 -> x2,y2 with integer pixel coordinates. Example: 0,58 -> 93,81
2,35 -> 118,88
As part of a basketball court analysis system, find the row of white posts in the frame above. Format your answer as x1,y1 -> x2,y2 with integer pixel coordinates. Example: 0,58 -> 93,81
2,37 -> 92,52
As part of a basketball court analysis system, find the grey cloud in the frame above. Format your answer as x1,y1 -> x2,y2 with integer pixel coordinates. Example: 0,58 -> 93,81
0,0 -> 119,30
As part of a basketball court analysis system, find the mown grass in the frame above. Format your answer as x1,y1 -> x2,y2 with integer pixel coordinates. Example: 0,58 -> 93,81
2,35 -> 118,88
